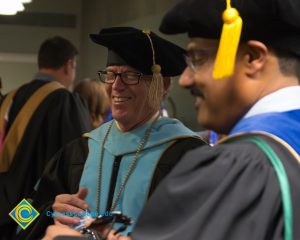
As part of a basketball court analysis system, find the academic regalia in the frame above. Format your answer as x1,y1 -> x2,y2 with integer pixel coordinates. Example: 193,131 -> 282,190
131,87 -> 300,240
132,134 -> 300,240
81,117 -> 205,234
0,73 -> 91,240
16,118 -> 206,240
130,0 -> 300,239
159,0 -> 300,58
16,27 -> 206,239
89,27 -> 186,76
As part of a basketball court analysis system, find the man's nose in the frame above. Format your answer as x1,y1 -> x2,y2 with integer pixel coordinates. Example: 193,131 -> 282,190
179,67 -> 194,88
112,75 -> 126,90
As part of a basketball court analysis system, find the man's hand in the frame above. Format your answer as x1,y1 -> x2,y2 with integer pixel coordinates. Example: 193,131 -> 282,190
84,221 -> 131,240
52,188 -> 89,225
106,229 -> 132,240
42,225 -> 83,240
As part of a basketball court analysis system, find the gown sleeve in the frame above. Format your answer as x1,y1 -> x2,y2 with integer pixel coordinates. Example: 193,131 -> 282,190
0,86 -> 92,239
132,137 -> 300,240
15,137 -> 88,240
148,137 -> 207,197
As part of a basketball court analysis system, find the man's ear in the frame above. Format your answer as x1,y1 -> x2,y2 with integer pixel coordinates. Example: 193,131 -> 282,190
242,40 -> 268,76
62,60 -> 70,74
63,59 -> 73,74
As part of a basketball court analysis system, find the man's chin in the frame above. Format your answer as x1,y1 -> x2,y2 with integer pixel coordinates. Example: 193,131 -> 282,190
197,114 -> 215,131
111,109 -> 129,120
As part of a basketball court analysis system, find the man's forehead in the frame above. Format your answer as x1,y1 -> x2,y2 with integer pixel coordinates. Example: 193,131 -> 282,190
187,38 -> 218,51
106,65 -> 138,72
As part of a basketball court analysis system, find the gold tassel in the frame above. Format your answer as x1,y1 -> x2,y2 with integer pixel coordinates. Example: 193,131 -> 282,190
213,0 -> 243,80
142,30 -> 164,110
148,72 -> 164,110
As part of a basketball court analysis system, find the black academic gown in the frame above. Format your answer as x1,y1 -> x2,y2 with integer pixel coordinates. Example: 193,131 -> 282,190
16,136 -> 206,240
131,134 -> 300,240
0,79 -> 91,240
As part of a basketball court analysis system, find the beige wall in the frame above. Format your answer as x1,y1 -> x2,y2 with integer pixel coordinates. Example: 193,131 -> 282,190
0,0 -> 82,92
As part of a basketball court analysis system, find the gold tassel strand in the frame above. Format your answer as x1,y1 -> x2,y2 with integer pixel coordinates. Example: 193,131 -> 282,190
142,29 -> 164,110
213,0 -> 243,80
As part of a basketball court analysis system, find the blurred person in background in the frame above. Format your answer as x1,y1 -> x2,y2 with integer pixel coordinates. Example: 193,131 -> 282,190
74,78 -> 110,129
0,36 -> 91,239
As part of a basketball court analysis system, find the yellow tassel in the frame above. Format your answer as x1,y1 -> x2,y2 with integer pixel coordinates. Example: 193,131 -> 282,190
213,0 -> 242,80
142,28 -> 151,34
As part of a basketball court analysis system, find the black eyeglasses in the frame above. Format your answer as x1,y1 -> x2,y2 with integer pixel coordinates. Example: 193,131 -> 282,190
97,70 -> 144,85
184,48 -> 217,71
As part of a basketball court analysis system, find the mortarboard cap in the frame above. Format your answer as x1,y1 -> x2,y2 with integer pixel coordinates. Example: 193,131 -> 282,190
159,0 -> 300,59
90,27 -> 186,77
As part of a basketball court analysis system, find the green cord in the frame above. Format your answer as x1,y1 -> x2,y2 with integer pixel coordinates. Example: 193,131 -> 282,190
227,136 -> 293,240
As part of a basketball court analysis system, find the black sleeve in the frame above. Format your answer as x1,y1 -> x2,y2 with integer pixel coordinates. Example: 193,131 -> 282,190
0,87 -> 92,230
16,138 -> 88,240
42,89 -> 91,161
132,141 -> 292,240
148,137 -> 207,197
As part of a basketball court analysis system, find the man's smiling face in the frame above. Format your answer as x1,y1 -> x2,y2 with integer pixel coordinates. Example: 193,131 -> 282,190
179,38 -> 252,134
105,65 -> 154,130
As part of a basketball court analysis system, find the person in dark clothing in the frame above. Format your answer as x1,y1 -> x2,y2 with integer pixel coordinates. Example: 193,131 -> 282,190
19,27 -> 207,240
130,0 -> 300,239
39,0 -> 300,239
41,0 -> 300,239
0,36 -> 91,240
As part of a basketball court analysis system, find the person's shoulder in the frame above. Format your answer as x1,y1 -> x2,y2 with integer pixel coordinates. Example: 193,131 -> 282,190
183,139 -> 269,167
63,136 -> 88,152
43,137 -> 87,170
45,86 -> 87,109
48,86 -> 72,98
164,139 -> 274,189
157,117 -> 201,138
81,120 -> 114,143
173,136 -> 208,148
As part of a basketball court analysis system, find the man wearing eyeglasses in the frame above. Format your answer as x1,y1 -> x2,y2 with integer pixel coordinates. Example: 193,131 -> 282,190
129,0 -> 300,239
18,27 -> 207,240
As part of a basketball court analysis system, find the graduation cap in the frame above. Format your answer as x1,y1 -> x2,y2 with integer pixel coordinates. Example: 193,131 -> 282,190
160,0 -> 300,79
90,27 -> 186,77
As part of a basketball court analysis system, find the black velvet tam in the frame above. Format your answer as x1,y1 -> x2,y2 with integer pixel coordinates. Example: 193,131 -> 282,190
90,27 -> 187,76
160,0 -> 300,58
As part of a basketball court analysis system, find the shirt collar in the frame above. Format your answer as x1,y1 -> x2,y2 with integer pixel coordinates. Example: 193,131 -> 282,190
33,72 -> 55,82
244,86 -> 300,118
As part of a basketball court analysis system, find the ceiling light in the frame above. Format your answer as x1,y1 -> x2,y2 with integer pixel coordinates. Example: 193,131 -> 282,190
0,0 -> 31,15
21,0 -> 32,4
